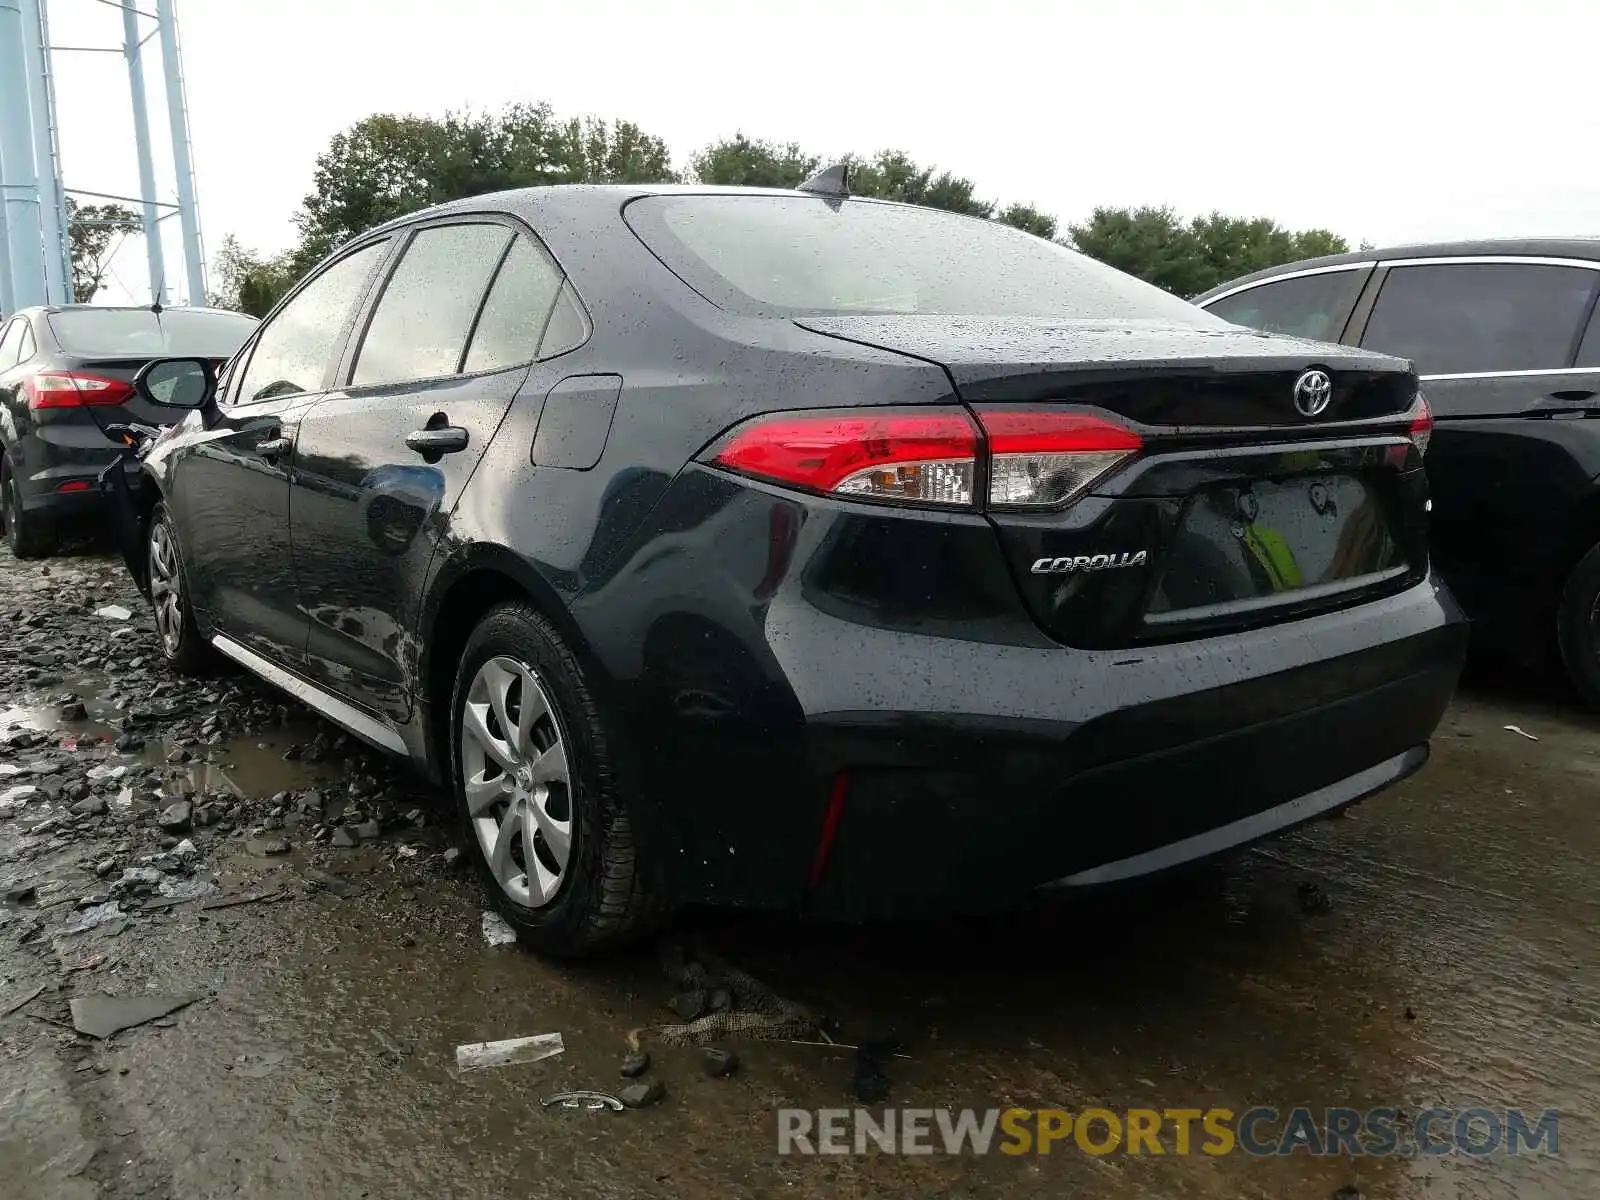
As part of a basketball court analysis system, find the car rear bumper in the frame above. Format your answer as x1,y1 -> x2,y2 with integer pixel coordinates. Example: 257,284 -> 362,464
788,577 -> 1464,919
629,575 -> 1464,917
11,428 -> 121,518
803,636 -> 1456,919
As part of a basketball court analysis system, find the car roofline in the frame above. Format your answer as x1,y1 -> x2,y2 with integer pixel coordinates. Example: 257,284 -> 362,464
1195,237 -> 1600,302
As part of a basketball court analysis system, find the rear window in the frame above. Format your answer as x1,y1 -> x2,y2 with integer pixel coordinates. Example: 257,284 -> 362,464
47,308 -> 258,359
625,195 -> 1219,324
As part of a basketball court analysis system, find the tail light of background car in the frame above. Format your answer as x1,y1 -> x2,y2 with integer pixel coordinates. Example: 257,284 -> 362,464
708,407 -> 1145,511
1409,395 -> 1433,456
23,371 -> 136,411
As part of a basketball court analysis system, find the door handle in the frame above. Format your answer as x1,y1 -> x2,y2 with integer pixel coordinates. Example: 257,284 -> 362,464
256,436 -> 291,460
405,427 -> 469,457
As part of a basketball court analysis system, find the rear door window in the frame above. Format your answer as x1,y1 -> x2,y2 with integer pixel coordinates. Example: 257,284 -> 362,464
0,319 -> 26,369
235,241 -> 389,404
1576,299 -> 1600,368
463,235 -> 565,373
1204,269 -> 1364,342
1361,262 -> 1599,375
352,223 -> 512,387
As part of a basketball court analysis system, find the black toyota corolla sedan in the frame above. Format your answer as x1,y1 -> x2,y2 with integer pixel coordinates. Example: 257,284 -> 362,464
104,175 -> 1466,956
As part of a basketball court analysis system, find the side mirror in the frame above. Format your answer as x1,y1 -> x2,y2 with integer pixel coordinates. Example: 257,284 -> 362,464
133,357 -> 216,409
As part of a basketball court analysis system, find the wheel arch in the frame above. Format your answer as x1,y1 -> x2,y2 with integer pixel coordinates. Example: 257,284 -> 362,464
416,546 -> 599,784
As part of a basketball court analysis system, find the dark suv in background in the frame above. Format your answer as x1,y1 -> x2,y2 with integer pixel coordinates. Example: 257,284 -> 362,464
1197,241 -> 1600,702
0,305 -> 259,557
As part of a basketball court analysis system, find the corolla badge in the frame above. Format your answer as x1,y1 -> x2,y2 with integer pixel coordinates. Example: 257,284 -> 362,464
1293,369 -> 1333,417
1030,551 -> 1149,575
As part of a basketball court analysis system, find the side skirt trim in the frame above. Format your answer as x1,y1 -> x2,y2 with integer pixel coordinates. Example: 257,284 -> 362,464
210,633 -> 408,756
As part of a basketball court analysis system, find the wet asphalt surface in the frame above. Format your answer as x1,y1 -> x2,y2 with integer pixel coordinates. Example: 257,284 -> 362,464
1,540 -> 1596,1200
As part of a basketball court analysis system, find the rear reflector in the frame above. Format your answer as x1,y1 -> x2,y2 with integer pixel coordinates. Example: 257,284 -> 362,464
24,371 -> 136,410
710,409 -> 979,507
56,480 -> 93,493
979,410 -> 1143,509
1408,395 -> 1433,457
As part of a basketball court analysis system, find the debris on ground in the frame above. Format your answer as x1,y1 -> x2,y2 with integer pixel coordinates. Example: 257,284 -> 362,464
455,1032 -> 565,1072
69,991 -> 204,1039
94,604 -> 133,620
702,1047 -> 739,1078
301,868 -> 364,899
619,1050 -> 651,1078
629,939 -> 819,1049
1503,724 -> 1539,742
852,1037 -> 902,1103
480,910 -> 517,947
542,1090 -> 625,1112
1297,881 -> 1334,913
619,1080 -> 666,1108
0,982 -> 46,1019
200,888 -> 285,911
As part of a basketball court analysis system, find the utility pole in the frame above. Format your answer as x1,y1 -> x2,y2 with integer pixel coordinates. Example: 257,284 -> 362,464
0,0 -> 48,309
122,0 -> 165,304
155,0 -> 204,305
21,0 -> 68,303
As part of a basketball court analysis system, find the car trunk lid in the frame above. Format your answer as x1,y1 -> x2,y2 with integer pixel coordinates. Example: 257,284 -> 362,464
798,315 -> 1429,648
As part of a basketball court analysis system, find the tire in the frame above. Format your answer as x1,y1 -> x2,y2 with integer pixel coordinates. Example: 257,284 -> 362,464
450,602 -> 655,958
146,503 -> 210,674
1557,541 -> 1600,707
1,454 -> 57,559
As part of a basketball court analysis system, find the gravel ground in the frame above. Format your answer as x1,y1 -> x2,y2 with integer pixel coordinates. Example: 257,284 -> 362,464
2,539 -> 1597,1199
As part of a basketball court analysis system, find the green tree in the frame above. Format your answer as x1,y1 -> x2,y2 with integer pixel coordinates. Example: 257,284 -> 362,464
690,134 -> 819,188
844,150 -> 993,217
209,235 -> 297,317
1068,206 -> 1349,296
995,202 -> 1058,240
66,197 -> 142,302
292,104 -> 676,267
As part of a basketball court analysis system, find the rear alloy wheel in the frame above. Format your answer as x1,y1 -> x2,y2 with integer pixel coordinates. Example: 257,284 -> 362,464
451,602 -> 655,957
1,455 -> 57,559
1557,540 -> 1600,708
461,655 -> 575,908
146,504 -> 209,674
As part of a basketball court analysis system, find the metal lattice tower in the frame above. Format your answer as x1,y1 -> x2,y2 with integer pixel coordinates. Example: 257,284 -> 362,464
0,0 -> 206,310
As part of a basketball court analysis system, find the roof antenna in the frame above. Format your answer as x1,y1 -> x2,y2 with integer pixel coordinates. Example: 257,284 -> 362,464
797,163 -> 850,198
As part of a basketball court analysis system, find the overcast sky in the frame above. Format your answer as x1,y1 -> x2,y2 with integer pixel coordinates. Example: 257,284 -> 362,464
45,0 -> 1600,304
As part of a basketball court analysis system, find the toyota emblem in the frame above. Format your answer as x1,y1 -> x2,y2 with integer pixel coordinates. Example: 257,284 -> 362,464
1293,369 -> 1333,417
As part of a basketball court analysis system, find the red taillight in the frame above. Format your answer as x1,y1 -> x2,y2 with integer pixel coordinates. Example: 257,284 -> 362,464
24,371 -> 136,411
978,410 -> 1143,509
56,480 -> 93,493
1408,394 -> 1433,457
709,407 -> 1144,511
711,408 -> 980,507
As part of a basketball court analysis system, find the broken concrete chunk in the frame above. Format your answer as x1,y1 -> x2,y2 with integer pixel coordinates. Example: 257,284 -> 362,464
354,819 -> 382,841
668,990 -> 708,1022
69,992 -> 203,1039
481,911 -> 516,947
620,1080 -> 666,1108
246,836 -> 290,857
156,801 -> 192,833
331,825 -> 359,848
619,1050 -> 651,1078
702,1047 -> 739,1078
